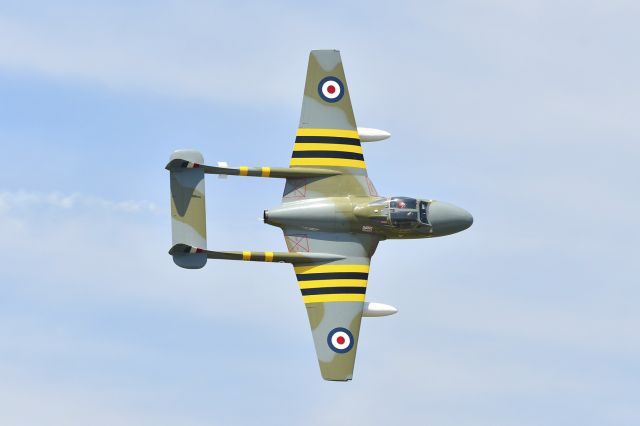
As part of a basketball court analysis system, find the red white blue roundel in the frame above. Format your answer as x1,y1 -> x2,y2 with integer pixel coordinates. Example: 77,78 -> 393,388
318,76 -> 345,103
327,327 -> 354,353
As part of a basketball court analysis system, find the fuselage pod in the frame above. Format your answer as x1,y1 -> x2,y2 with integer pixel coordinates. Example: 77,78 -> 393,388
264,196 -> 472,239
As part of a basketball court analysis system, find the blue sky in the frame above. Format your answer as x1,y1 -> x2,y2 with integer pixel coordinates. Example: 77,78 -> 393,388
1,1 -> 639,425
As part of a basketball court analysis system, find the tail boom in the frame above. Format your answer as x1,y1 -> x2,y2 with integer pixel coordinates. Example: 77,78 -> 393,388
166,159 -> 342,179
169,243 -> 345,265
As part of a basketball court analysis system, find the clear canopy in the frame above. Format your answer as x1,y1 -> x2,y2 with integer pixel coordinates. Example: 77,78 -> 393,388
390,197 -> 418,228
390,197 -> 417,209
366,197 -> 430,228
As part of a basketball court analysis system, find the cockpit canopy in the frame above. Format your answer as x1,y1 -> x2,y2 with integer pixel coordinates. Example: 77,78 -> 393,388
368,197 -> 430,229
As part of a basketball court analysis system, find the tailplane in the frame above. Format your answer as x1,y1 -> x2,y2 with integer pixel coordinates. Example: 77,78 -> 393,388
169,150 -> 207,269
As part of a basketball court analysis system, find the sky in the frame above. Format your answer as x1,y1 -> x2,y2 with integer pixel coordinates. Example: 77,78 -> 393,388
0,1 -> 639,424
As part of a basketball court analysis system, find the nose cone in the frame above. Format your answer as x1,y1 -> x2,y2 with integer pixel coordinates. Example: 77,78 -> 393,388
428,201 -> 473,236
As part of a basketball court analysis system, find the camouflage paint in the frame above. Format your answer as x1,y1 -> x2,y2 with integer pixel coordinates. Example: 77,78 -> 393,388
167,50 -> 472,381
169,150 -> 207,269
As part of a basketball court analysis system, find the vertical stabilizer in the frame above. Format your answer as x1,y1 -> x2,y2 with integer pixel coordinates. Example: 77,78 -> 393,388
169,150 -> 207,269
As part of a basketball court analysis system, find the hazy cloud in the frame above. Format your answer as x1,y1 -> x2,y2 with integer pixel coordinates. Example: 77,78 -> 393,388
0,1 -> 639,425
0,190 -> 159,214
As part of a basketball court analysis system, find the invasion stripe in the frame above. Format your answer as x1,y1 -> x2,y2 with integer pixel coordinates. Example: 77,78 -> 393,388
296,128 -> 359,139
303,294 -> 366,303
295,136 -> 361,146
291,151 -> 364,161
289,158 -> 366,168
294,264 -> 370,274
298,279 -> 367,289
300,287 -> 367,296
296,272 -> 369,281
293,143 -> 363,154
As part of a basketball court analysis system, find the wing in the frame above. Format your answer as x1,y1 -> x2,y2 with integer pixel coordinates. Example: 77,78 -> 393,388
283,228 -> 380,381
283,50 -> 379,201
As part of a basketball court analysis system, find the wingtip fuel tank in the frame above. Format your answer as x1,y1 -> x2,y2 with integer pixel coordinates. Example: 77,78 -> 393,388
362,302 -> 398,317
357,127 -> 391,142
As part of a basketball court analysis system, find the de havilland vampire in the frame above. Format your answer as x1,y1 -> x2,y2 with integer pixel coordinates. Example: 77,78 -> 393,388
166,50 -> 472,381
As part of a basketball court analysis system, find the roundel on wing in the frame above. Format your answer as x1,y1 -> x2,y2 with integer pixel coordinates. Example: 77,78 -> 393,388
327,327 -> 354,353
318,76 -> 345,103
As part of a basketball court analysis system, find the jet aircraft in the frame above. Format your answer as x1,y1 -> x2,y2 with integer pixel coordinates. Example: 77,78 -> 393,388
166,50 -> 473,381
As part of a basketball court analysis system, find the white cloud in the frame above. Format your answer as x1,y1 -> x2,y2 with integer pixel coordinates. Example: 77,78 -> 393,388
0,190 -> 159,214
1,2 -> 639,424
0,183 -> 638,425
0,368 -> 209,426
0,3 -> 316,104
1,0 -> 638,160
0,188 -> 298,326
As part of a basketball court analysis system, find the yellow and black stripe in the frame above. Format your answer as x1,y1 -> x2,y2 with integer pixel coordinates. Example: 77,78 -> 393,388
294,264 -> 369,303
290,128 -> 366,169
239,251 -> 274,261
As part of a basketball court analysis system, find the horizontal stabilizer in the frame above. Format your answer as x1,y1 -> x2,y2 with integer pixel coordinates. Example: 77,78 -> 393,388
169,150 -> 207,269
166,159 -> 342,179
169,244 -> 345,264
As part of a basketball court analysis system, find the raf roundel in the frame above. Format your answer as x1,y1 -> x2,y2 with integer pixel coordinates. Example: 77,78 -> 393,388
318,76 -> 345,103
327,327 -> 354,353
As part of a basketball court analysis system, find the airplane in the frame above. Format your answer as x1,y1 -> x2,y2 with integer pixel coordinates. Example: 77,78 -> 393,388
166,50 -> 473,381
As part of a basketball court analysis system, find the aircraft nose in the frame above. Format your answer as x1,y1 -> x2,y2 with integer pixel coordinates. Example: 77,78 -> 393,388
428,201 -> 473,235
